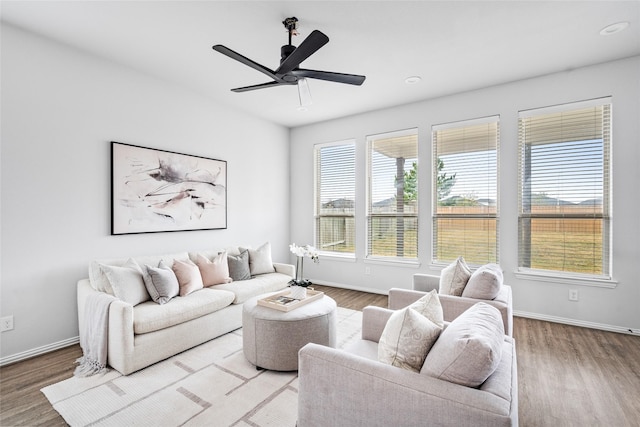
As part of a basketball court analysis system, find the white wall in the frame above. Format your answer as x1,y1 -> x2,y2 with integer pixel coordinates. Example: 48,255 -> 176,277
0,24 -> 290,360
290,56 -> 640,333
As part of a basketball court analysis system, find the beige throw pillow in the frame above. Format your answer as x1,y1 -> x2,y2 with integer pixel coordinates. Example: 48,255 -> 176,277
408,289 -> 444,328
422,302 -> 504,387
195,253 -> 232,286
439,256 -> 472,296
378,308 -> 442,372
100,259 -> 149,306
239,242 -> 275,276
462,263 -> 503,300
172,259 -> 204,296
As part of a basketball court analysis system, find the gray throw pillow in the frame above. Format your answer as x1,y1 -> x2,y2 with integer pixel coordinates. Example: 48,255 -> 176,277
145,260 -> 180,304
462,263 -> 503,300
228,250 -> 251,281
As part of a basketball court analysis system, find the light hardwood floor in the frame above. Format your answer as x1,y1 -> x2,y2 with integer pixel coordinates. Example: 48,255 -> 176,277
1,285 -> 638,426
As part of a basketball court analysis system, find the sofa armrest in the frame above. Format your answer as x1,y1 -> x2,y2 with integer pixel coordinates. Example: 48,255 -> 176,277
413,273 -> 440,292
298,343 -> 515,427
361,306 -> 394,342
273,262 -> 295,278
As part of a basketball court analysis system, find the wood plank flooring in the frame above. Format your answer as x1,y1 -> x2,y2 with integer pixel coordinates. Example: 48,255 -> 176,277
1,286 -> 638,426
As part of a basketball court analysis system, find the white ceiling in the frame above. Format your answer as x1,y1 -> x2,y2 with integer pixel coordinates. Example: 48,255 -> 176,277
2,1 -> 639,128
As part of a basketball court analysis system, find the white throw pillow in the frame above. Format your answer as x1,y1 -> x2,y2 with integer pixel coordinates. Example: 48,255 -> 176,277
422,302 -> 504,387
408,289 -> 444,328
239,242 -> 275,276
378,308 -> 442,372
439,256 -> 472,296
462,263 -> 503,300
100,259 -> 149,306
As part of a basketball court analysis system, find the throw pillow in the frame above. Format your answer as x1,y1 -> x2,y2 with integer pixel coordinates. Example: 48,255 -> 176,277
172,259 -> 204,297
408,289 -> 444,328
144,260 -> 180,304
195,253 -> 232,286
99,259 -> 149,306
239,242 -> 275,276
421,302 -> 505,387
228,250 -> 251,281
378,307 -> 443,372
462,263 -> 503,300
439,256 -> 472,296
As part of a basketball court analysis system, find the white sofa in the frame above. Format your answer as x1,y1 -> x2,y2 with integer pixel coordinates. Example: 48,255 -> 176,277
77,248 -> 294,375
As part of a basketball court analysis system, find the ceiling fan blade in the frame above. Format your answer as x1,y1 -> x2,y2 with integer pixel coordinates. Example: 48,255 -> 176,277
298,78 -> 312,107
231,81 -> 290,92
293,69 -> 366,85
213,44 -> 278,81
275,30 -> 329,76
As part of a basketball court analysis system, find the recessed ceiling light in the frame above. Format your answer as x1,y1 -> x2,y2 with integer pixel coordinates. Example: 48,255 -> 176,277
600,22 -> 629,36
404,76 -> 422,85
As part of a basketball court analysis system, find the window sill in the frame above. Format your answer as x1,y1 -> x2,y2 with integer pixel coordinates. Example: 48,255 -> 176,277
515,269 -> 618,288
317,252 -> 357,263
364,257 -> 421,268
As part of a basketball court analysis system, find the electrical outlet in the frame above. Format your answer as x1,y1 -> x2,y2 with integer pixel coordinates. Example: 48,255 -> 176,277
568,289 -> 579,302
1,315 -> 14,332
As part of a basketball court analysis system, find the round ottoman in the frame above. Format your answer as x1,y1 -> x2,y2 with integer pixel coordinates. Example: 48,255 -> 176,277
242,293 -> 337,371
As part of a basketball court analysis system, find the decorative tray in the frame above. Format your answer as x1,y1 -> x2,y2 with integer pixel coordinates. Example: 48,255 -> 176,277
257,289 -> 324,312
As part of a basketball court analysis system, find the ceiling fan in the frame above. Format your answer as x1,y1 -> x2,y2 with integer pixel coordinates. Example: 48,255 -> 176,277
212,17 -> 366,106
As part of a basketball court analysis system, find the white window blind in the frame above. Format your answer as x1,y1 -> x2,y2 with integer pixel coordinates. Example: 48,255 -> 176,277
314,141 -> 356,254
432,116 -> 499,265
518,98 -> 611,278
367,129 -> 418,260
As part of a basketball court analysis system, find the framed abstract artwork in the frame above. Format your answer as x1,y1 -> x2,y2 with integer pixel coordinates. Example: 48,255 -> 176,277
111,141 -> 227,235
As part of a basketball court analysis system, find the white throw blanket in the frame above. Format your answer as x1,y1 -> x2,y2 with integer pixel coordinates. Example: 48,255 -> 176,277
75,292 -> 117,377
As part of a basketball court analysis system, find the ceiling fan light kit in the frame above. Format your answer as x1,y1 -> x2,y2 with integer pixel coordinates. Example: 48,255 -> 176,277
212,17 -> 366,106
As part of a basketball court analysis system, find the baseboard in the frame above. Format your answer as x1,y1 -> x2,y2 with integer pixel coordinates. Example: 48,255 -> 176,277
0,336 -> 79,367
513,310 -> 639,335
310,280 -> 389,296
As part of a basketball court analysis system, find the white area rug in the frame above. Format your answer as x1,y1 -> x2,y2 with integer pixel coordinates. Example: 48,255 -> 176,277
42,307 -> 362,427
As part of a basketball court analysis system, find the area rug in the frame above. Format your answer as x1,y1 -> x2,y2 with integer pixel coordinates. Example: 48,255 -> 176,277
41,307 -> 362,427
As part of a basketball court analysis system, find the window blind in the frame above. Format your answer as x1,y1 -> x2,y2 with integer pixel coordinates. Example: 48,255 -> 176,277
432,116 -> 499,265
367,129 -> 418,260
518,98 -> 611,277
314,141 -> 356,254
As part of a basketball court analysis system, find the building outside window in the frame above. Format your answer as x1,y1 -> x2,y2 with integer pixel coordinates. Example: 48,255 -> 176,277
518,98 -> 611,278
432,116 -> 499,265
367,129 -> 418,260
314,140 -> 356,254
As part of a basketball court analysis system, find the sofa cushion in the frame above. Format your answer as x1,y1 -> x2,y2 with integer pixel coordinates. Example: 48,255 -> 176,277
210,272 -> 291,304
133,288 -> 236,334
408,289 -> 444,328
172,259 -> 204,296
99,259 -> 149,306
240,242 -> 276,276
228,250 -> 251,281
378,308 -> 442,372
462,263 -> 503,300
144,260 -> 180,304
195,253 -> 232,286
422,302 -> 504,387
439,256 -> 472,296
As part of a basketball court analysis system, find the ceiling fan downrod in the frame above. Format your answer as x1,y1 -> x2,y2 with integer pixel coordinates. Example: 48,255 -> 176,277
281,17 -> 299,62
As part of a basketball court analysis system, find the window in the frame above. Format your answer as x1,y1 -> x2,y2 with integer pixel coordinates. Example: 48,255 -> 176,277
518,98 -> 611,278
314,141 -> 356,254
432,117 -> 499,265
367,129 -> 418,260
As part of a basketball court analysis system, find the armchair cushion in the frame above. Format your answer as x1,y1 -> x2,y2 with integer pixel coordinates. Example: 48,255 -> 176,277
378,307 -> 442,372
439,256 -> 472,296
422,302 -> 504,387
463,263 -> 503,300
